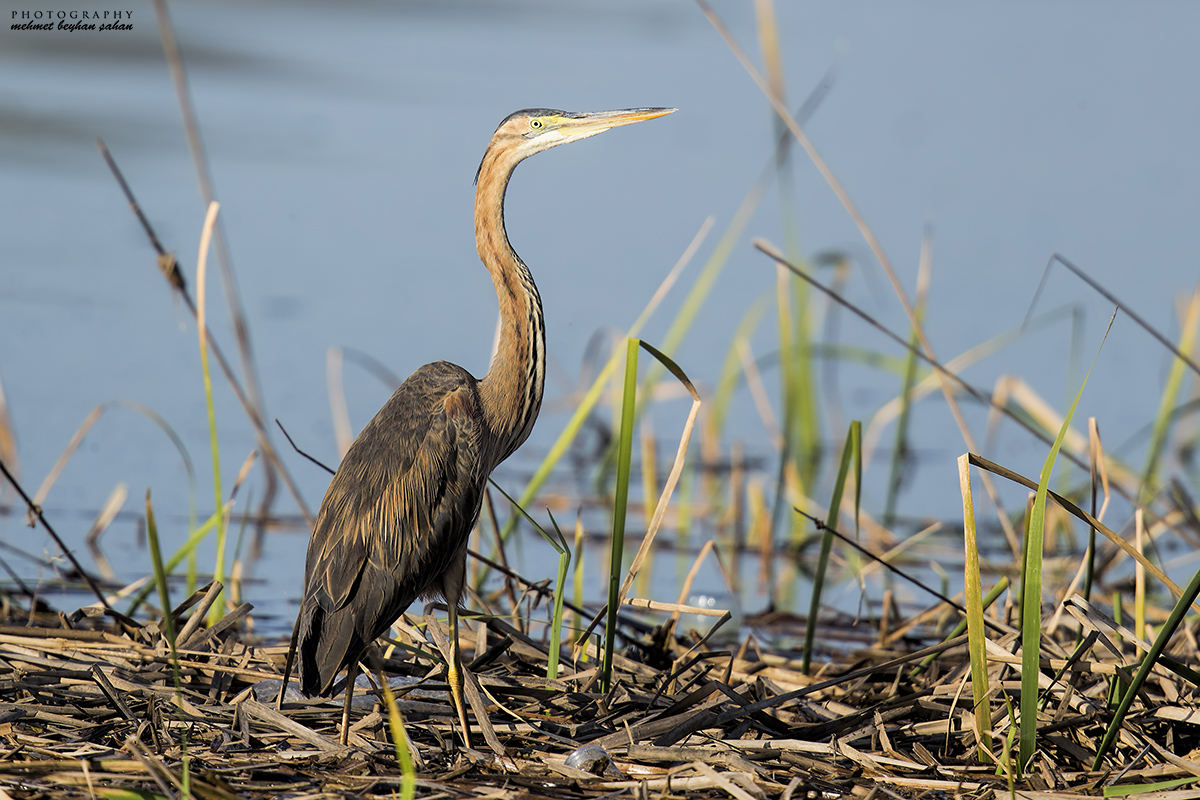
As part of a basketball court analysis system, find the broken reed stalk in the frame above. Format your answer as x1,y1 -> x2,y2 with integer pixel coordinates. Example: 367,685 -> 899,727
95,139 -> 313,526
151,0 -> 280,522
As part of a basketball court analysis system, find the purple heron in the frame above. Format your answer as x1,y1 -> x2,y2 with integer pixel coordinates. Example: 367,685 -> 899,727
292,107 -> 674,747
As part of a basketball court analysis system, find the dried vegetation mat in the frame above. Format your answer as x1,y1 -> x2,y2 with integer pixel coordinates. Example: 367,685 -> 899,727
2,580 -> 1200,800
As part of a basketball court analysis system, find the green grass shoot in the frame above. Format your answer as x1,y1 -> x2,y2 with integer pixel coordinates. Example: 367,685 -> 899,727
1104,777 -> 1200,797
641,423 -> 659,521
1082,418 -> 1106,602
126,502 -> 230,616
378,674 -> 416,800
1018,310 -> 1115,771
884,234 -> 930,529
1135,510 -> 1146,642
572,514 -> 585,656
144,489 -> 190,800
544,510 -> 571,679
597,337 -> 698,690
753,0 -> 822,495
800,420 -> 860,675
711,296 -> 770,438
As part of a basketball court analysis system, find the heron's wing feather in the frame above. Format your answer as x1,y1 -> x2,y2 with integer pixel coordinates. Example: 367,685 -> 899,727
302,361 -> 484,627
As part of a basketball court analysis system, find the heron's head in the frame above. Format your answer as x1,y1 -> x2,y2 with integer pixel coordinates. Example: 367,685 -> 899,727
477,107 -> 675,182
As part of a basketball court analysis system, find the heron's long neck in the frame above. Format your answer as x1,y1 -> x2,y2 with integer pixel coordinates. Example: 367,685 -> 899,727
475,146 -> 546,465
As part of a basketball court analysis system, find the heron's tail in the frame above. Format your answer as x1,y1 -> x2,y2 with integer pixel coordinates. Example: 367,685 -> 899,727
295,597 -> 357,697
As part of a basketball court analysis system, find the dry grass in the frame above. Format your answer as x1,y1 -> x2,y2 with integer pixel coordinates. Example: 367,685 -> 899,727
1,566 -> 1199,800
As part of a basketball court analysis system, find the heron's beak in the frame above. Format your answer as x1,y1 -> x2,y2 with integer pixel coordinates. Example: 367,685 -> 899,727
555,107 -> 676,142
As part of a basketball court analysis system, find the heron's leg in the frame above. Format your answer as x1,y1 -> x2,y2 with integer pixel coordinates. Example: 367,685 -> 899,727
447,601 -> 473,749
340,659 -> 359,746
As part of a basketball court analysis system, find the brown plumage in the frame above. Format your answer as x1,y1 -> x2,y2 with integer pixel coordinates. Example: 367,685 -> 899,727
296,362 -> 484,696
292,107 -> 674,745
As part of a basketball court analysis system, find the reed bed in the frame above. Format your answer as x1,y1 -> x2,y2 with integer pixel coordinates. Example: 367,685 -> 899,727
2,560 -> 1200,800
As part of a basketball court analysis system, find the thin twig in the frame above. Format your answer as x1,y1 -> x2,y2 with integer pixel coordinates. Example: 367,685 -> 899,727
1045,252 -> 1200,377
0,457 -> 113,615
275,419 -> 335,476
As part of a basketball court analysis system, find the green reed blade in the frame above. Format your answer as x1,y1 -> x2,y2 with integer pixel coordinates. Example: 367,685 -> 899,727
1019,310 -> 1115,771
602,338 -> 640,692
1104,777 -> 1200,797
379,676 -> 416,800
194,202 -> 227,627
801,420 -> 860,674
883,328 -> 922,530
572,515 -> 585,652
712,296 -> 771,439
144,489 -> 190,798
126,503 -> 227,616
487,479 -> 562,555
1140,286 -> 1200,502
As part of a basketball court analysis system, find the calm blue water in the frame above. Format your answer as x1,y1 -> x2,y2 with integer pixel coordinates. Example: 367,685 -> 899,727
2,1 -> 1199,630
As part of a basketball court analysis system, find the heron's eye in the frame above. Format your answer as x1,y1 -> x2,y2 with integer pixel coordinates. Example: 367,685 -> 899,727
530,118 -> 543,130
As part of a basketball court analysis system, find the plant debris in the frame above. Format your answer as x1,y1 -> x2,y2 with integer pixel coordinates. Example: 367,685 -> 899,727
2,574 -> 1200,800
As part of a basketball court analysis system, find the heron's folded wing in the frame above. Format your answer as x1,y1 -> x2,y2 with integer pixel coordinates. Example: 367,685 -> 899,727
302,364 -> 484,616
